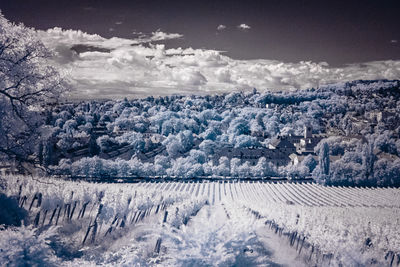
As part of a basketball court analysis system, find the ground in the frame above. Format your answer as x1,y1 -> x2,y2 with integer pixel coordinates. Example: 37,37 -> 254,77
1,176 -> 399,266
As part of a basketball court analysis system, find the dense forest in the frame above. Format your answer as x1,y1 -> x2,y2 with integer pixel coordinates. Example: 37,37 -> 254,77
24,79 -> 400,186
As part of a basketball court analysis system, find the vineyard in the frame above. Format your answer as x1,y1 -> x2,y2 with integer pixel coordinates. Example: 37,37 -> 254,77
1,176 -> 400,266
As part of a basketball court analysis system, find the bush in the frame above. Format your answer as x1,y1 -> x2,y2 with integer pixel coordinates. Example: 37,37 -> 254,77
0,193 -> 27,227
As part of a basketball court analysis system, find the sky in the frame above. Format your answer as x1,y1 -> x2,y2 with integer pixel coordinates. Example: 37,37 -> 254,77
1,0 -> 400,98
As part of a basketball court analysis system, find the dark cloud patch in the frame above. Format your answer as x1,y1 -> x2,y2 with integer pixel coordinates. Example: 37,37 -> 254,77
71,44 -> 112,54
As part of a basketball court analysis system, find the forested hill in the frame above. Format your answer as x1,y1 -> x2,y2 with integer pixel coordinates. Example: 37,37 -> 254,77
11,80 -> 400,186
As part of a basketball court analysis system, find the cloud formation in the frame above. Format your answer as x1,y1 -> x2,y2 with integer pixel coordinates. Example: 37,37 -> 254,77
148,30 -> 183,41
217,25 -> 226,31
238,23 -> 251,30
38,28 -> 400,99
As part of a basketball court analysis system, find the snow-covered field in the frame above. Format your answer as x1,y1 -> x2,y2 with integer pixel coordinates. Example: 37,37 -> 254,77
1,176 -> 399,266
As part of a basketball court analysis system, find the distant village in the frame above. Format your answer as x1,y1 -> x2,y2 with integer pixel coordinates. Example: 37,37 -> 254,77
3,104 -> 397,177
62,103 -> 399,167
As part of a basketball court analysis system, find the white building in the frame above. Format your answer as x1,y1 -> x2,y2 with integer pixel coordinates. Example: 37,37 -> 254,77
295,125 -> 324,155
213,147 -> 291,167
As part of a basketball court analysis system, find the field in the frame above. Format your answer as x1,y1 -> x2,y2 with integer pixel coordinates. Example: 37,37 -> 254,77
1,176 -> 400,266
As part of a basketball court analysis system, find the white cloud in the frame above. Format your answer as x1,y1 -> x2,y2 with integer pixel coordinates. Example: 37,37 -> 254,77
115,21 -> 123,25
391,40 -> 398,43
39,28 -> 400,99
217,25 -> 226,31
237,23 -> 251,30
149,30 -> 183,41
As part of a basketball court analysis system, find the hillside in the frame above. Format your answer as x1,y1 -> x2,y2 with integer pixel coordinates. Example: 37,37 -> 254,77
2,80 -> 400,186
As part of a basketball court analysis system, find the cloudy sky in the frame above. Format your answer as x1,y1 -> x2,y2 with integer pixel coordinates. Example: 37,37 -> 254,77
2,0 -> 400,98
